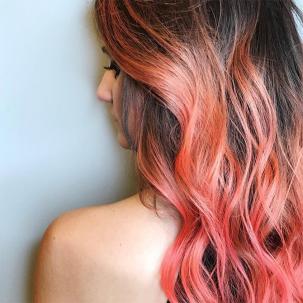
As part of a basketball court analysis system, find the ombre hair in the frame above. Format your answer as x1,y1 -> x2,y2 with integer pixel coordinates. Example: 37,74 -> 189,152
94,1 -> 303,302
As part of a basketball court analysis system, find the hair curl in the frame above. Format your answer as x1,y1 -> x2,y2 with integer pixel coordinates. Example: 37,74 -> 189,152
94,1 -> 303,302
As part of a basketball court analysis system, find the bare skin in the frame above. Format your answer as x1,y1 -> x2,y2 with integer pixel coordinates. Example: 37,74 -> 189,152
96,55 -> 131,149
33,55 -> 182,302
33,192 -> 181,303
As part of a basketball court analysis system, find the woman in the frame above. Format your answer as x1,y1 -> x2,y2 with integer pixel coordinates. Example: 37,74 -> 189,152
33,0 -> 303,302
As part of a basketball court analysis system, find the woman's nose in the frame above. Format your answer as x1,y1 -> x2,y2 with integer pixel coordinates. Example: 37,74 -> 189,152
96,71 -> 113,103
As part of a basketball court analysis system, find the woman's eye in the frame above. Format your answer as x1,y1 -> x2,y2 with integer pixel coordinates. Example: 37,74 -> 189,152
103,60 -> 120,79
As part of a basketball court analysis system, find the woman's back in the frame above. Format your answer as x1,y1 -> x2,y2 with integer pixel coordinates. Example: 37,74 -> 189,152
34,193 -> 181,303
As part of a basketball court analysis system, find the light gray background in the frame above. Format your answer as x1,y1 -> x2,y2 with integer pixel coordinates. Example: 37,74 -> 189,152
0,1 -> 137,302
0,1 -> 302,302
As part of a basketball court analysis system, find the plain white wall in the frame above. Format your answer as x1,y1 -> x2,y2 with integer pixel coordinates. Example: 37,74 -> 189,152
0,1 -> 302,302
0,1 -> 137,302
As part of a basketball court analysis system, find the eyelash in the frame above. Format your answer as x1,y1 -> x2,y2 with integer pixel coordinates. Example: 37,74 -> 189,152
103,60 -> 121,79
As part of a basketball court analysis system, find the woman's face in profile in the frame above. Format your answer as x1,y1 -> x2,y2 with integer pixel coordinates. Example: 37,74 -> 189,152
96,54 -> 129,149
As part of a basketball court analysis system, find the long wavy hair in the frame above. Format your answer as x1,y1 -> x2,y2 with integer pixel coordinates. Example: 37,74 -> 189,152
94,1 -> 303,302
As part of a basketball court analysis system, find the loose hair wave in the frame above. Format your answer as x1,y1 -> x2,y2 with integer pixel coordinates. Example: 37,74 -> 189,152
94,1 -> 303,302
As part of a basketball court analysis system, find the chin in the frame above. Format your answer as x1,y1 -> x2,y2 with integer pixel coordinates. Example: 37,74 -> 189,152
117,132 -> 130,149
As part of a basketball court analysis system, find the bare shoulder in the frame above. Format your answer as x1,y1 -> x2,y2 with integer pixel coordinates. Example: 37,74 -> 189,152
34,193 -> 180,303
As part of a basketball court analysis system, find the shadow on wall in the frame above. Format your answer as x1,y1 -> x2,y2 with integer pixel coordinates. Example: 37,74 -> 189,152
26,242 -> 41,302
